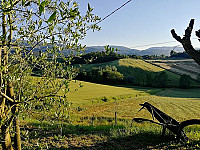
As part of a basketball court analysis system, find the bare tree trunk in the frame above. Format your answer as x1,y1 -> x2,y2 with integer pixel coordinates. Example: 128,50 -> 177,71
8,12 -> 21,150
1,112 -> 14,150
1,1 -> 14,149
171,19 -> 200,66
13,111 -> 21,150
7,82 -> 21,150
1,125 -> 14,150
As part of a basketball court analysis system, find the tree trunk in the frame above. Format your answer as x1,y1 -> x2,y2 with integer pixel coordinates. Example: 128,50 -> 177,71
13,112 -> 21,150
1,124 -> 14,150
1,2 -> 14,149
171,19 -> 200,66
7,82 -> 21,150
1,114 -> 14,150
7,12 -> 22,150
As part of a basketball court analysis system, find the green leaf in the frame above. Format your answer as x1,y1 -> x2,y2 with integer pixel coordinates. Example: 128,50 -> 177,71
88,3 -> 93,11
39,1 -> 46,15
22,0 -> 25,6
10,0 -> 13,6
40,1 -> 46,7
52,36 -> 55,43
39,19 -> 42,26
88,3 -> 91,11
47,11 -> 56,22
39,5 -> 44,15
69,8 -> 79,18
58,35 -> 63,41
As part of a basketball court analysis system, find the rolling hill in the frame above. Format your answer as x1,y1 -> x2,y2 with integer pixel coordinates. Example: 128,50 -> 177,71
77,58 -> 190,87
85,46 -> 184,56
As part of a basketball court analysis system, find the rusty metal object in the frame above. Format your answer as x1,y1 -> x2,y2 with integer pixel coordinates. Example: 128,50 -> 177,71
132,102 -> 200,142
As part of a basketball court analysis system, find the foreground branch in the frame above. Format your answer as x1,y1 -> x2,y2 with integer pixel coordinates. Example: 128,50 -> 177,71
171,19 -> 200,66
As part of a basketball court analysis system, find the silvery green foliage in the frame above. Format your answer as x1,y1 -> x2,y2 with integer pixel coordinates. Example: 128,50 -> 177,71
0,0 -> 100,120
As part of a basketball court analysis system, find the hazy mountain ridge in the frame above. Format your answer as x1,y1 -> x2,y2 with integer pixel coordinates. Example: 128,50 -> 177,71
85,46 -> 184,56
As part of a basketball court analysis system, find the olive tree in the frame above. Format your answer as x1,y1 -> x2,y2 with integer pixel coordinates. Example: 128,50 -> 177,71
0,0 -> 100,149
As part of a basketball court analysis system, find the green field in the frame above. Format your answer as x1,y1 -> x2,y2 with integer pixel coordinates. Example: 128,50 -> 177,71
67,80 -> 200,121
21,78 -> 200,149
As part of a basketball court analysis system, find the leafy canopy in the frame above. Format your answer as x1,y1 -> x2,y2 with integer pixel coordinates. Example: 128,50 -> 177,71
0,0 -> 100,121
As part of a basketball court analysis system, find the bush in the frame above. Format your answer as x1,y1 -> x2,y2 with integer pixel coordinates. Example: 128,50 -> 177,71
72,51 -> 127,64
146,73 -> 154,87
76,65 -> 124,84
179,74 -> 191,89
102,70 -> 124,83
153,72 -> 168,88
125,76 -> 136,84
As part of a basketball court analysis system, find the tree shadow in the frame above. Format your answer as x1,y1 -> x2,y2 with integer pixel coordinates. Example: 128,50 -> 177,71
20,122 -> 200,149
80,132 -> 175,150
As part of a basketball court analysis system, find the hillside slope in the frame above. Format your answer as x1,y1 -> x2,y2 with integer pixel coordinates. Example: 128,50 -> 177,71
78,58 -> 185,87
147,59 -> 200,79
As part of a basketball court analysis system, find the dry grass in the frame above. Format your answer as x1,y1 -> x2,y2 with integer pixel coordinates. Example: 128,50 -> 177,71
147,59 -> 200,79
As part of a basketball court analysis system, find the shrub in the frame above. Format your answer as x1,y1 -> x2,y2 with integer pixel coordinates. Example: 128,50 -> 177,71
125,76 -> 136,84
76,65 -> 124,84
179,74 -> 191,89
153,72 -> 168,88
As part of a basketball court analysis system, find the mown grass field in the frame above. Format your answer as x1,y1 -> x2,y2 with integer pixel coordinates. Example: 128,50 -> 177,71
21,79 -> 200,149
147,59 -> 200,79
67,80 -> 200,122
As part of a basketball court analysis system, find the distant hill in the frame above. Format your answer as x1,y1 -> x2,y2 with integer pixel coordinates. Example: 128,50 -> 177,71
85,46 -> 140,55
21,40 -> 185,56
85,46 -> 184,56
139,47 -> 184,56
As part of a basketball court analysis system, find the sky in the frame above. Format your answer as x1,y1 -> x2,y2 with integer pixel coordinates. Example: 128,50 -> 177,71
76,0 -> 200,50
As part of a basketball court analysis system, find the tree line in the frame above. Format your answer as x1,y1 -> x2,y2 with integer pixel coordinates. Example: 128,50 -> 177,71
72,51 -> 128,64
70,50 -> 194,66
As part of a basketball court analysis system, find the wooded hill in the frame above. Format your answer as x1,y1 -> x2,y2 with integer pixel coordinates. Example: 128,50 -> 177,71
75,58 -> 199,88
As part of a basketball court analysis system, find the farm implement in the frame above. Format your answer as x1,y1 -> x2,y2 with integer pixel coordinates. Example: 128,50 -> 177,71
132,102 -> 200,142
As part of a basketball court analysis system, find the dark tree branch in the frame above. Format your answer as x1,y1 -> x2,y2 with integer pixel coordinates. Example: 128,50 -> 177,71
195,29 -> 200,41
184,19 -> 194,40
171,29 -> 182,43
171,19 -> 200,66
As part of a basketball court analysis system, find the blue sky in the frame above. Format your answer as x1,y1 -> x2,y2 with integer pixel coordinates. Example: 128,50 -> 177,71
77,0 -> 200,50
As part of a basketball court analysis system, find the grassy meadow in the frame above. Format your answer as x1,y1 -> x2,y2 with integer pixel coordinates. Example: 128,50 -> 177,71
67,80 -> 200,122
21,77 -> 200,149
